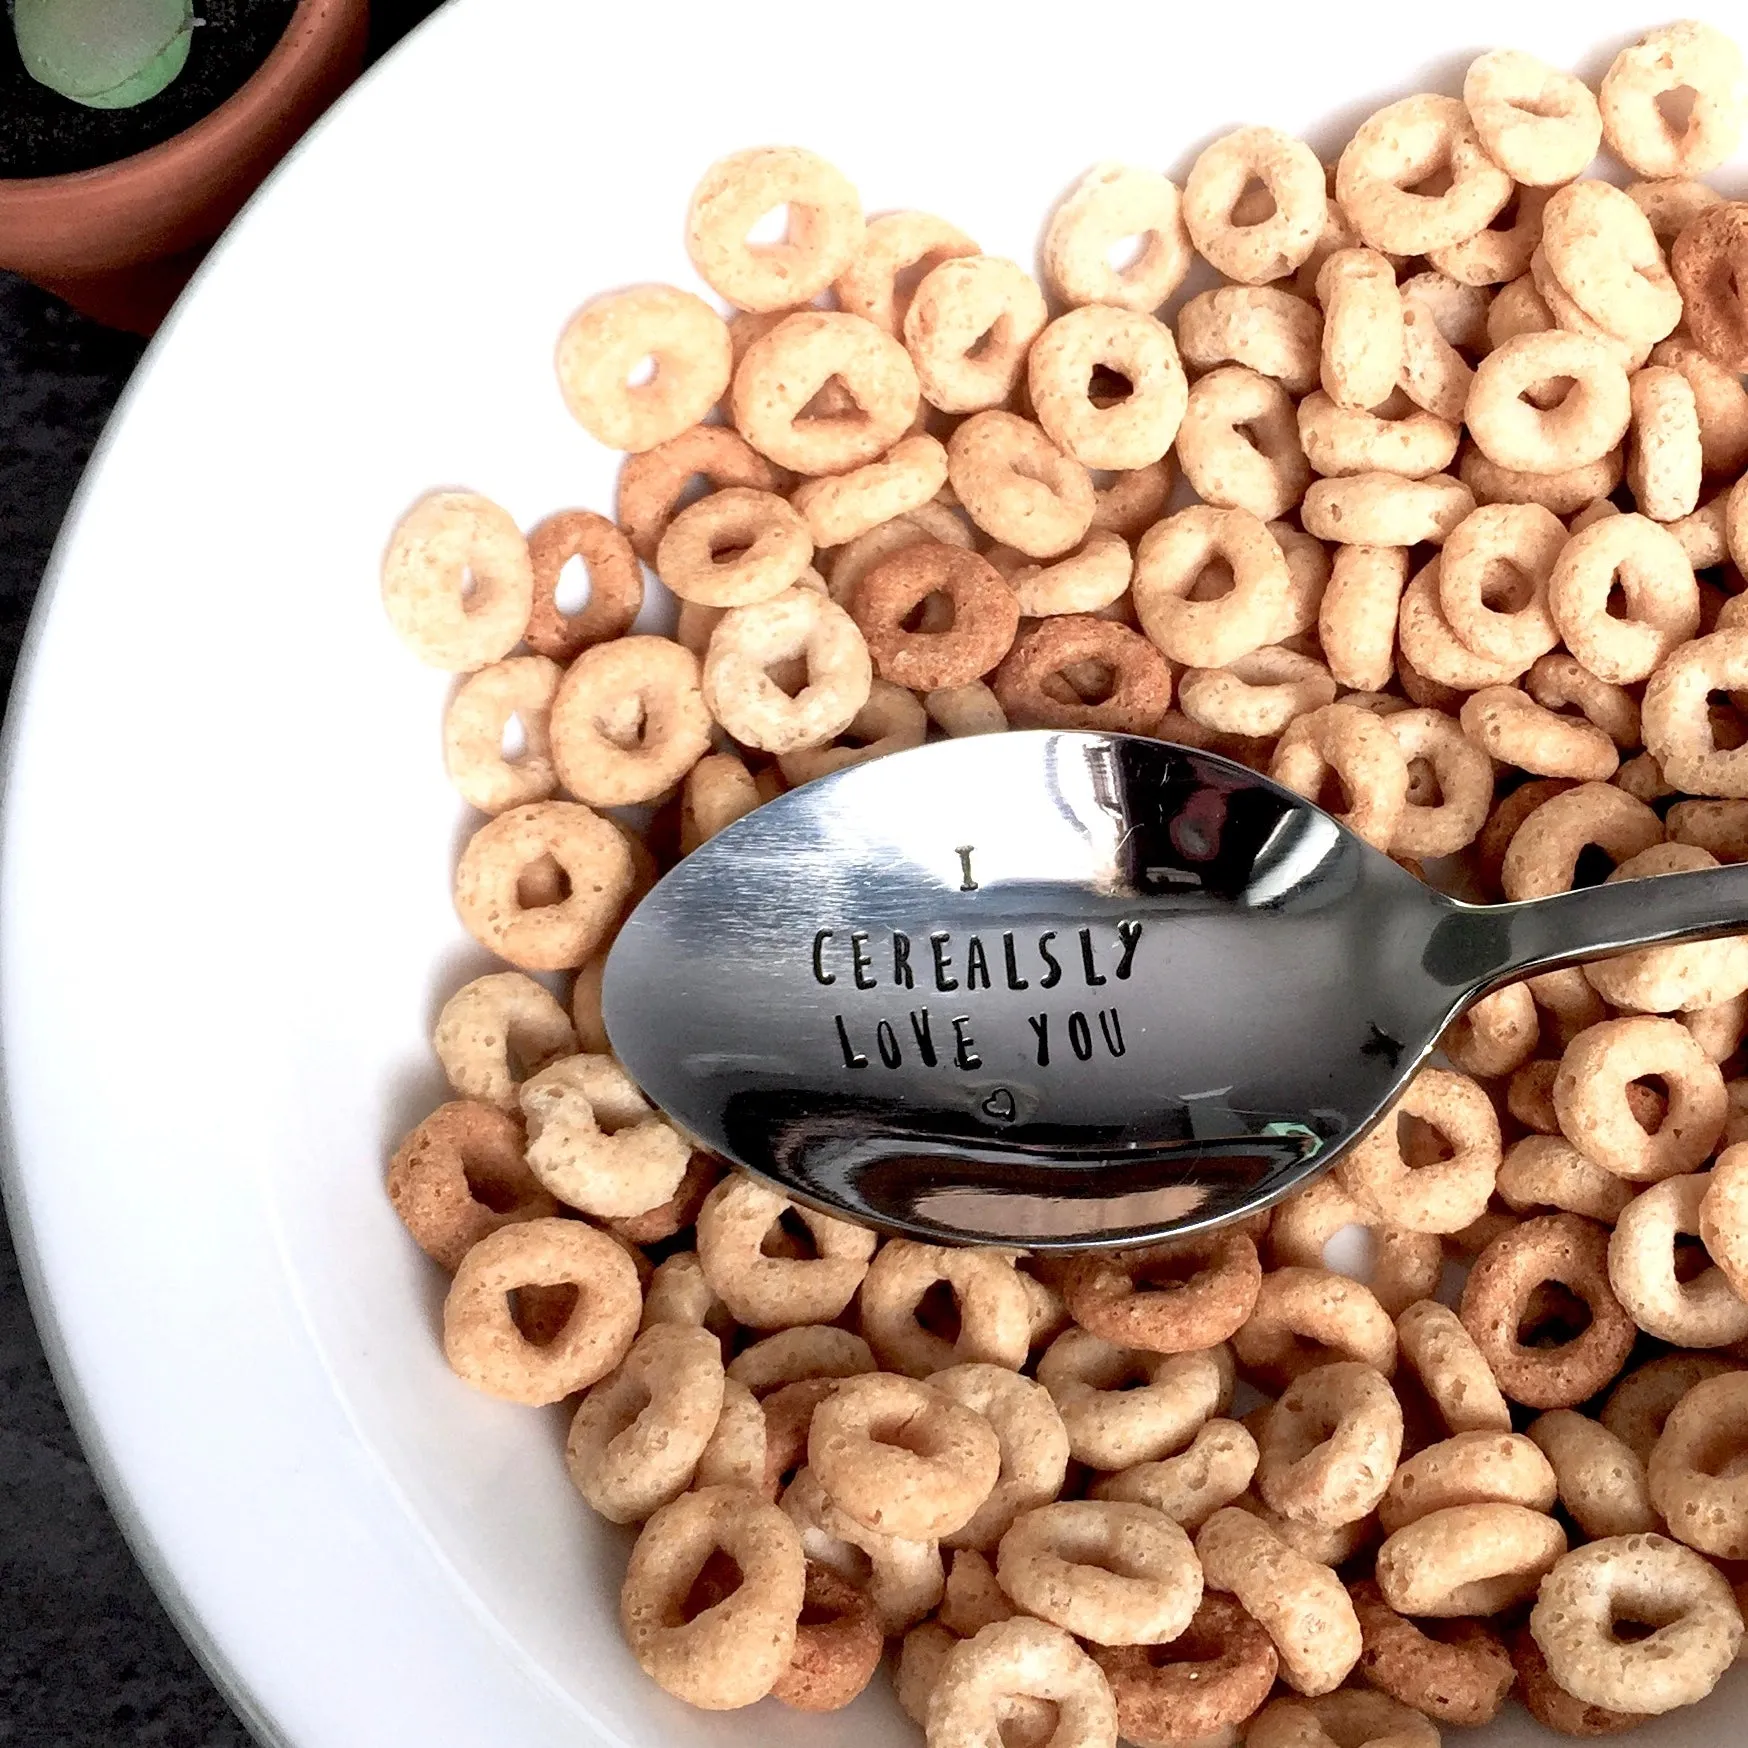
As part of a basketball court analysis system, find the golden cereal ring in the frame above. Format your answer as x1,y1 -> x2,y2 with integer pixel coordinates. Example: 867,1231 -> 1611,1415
905,256 -> 1049,415
1036,1329 -> 1226,1471
1133,506 -> 1290,667
680,751 -> 760,852
732,311 -> 919,475
1459,1214 -> 1636,1408
1090,1419 -> 1259,1529
776,677 -> 929,786
927,1617 -> 1118,1748
1178,287 -> 1322,395
834,210 -> 978,335
1609,1172 -> 1748,1346
444,656 -> 562,814
1395,1300 -> 1512,1436
433,971 -> 574,1113
1269,703 -> 1410,853
769,1561 -> 884,1712
1175,366 -> 1310,522
1528,654 -> 1641,747
1528,1411 -> 1658,1540
1297,392 -> 1458,480
1377,1431 -> 1556,1535
1300,473 -> 1474,547
1673,203 -> 1748,374
1233,1267 -> 1396,1388
1268,1176 -> 1442,1317
1427,186 -> 1550,289
948,411 -> 1095,559
940,1547 -> 1019,1638
1376,1502 -> 1565,1617
790,434 -> 947,548
997,1501 -> 1201,1646
691,1375 -> 768,1493
1628,366 -> 1702,523
1256,1360 -> 1402,1528
1547,512 -> 1699,685
702,585 -> 872,755
566,1321 -> 726,1523
1463,50 -> 1602,184
727,1325 -> 874,1396
696,1175 -> 875,1330
453,800 -> 634,972
1246,1690 -> 1438,1748
1442,982 -> 1539,1080
1351,1580 -> 1514,1727
1653,336 -> 1748,475
1633,176 -> 1726,246
1600,23 -> 1748,179
1089,459 -> 1173,540
1669,795 -> 1748,861
1497,1134 -> 1635,1223
1487,271 -> 1555,350
999,530 -> 1131,619
656,487 -> 812,608
1194,1506 -> 1360,1695
1540,183 -> 1684,347
1183,128 -> 1325,284
1647,1370 -> 1748,1558
1336,95 -> 1512,256
386,1100 -> 555,1271
1319,545 -> 1407,691
382,491 -> 532,671
1531,1533 -> 1744,1714
1043,163 -> 1193,312
809,1372 -> 1001,1541
1028,306 -> 1187,471
1555,1016 -> 1726,1181
1231,1491 -> 1376,1577
1500,779 -> 1663,902
615,428 -> 787,566
642,1248 -> 731,1337
1583,844 -> 1748,1012
443,1217 -> 640,1405
896,1622 -> 961,1729
1644,627 -> 1748,796
1177,648 -> 1334,740
1465,332 -> 1632,474
1337,1067 -> 1500,1235
1530,247 -> 1657,372
621,1483 -> 805,1708
1063,1233 -> 1262,1357
1460,686 -> 1618,781
1668,493 -> 1732,570
851,543 -> 1020,691
1437,501 -> 1563,667
1094,1593 -> 1277,1745
1384,707 -> 1493,858
556,286 -> 733,453
859,1239 -> 1033,1377
1315,250 -> 1403,413
829,501 -> 974,601
686,148 -> 862,312
1459,444 -> 1624,515
1700,1142 -> 1748,1302
1399,272 -> 1484,423
932,1364 -> 1071,1551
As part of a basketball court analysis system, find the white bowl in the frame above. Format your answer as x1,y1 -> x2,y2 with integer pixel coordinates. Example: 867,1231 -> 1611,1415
2,2 -> 1743,1743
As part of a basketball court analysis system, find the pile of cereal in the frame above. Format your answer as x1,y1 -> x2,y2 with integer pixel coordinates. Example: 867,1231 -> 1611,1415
382,20 -> 1748,1743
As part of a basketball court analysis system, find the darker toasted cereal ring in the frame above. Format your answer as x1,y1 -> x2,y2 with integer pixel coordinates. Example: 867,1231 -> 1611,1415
1028,306 -> 1187,470
1511,1623 -> 1649,1737
851,544 -> 1020,690
525,510 -> 644,660
1458,1213 -> 1635,1408
1090,459 -> 1174,539
1460,444 -> 1624,516
1351,1579 -> 1515,1726
1093,1593 -> 1278,1744
834,210 -> 979,335
769,1563 -> 884,1712
1672,203 -> 1748,373
1234,1267 -> 1397,1388
948,411 -> 1096,559
616,427 -> 789,564
1063,1232 -> 1261,1356
993,616 -> 1172,735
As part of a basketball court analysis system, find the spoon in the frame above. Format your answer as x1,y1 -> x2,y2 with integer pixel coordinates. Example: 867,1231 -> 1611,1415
602,731 -> 1748,1249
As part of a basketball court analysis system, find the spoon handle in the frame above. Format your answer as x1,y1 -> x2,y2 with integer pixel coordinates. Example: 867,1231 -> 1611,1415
1469,861 -> 1748,989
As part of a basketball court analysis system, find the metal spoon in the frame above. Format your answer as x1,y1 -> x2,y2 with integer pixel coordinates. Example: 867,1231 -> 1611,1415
603,731 -> 1748,1248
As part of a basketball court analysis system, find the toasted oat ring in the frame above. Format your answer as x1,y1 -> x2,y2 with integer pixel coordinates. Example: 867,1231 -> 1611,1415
785,1466 -> 944,1633
1268,1177 -> 1442,1317
621,1483 -> 806,1709
1512,1623 -> 1650,1736
607,1144 -> 719,1248
1399,272 -> 1483,423
1028,306 -> 1188,472
1133,506 -> 1289,667
760,1380 -> 842,1499
1182,128 -> 1325,285
1654,337 -> 1748,476
905,256 -> 1050,415
1175,366 -> 1310,522
1540,183 -> 1683,348
728,1326 -> 874,1398
695,1176 -> 875,1330
1458,1213 -> 1635,1408
685,148 -> 862,312
1337,1067 -> 1500,1235
1256,1361 -> 1402,1529
1532,1534 -> 1744,1714
1669,494 -> 1732,570
642,1248 -> 731,1338
931,1365 -> 1071,1551
1383,707 -> 1492,858
453,800 -> 635,972
1528,1411 -> 1658,1541
1497,1135 -> 1634,1223
1063,1233 -> 1261,1357
1353,1586 -> 1514,1727
928,1617 -> 1117,1748
1465,332 -> 1632,473
1647,1370 -> 1748,1558
1609,1173 -> 1748,1347
993,617 -> 1171,736
940,1547 -> 1018,1638
1460,444 -> 1625,515
926,681 -> 1008,737
1672,204 -> 1748,373
1297,392 -> 1458,480
692,1376 -> 768,1493
1090,1418 -> 1259,1528
555,286 -> 733,453
382,491 -> 533,671
860,1239 -> 1033,1377
791,435 -> 948,549
1319,546 -> 1407,692
1463,50 -> 1602,185
1247,1690 -> 1438,1748
1003,530 -> 1132,618
680,752 -> 760,852
1488,272 -> 1556,351
565,1321 -> 726,1524
996,1501 -> 1201,1646
1377,1430 -> 1557,1536
656,487 -> 812,608
1644,627 -> 1748,796
442,1217 -> 640,1405
1554,1016 -> 1727,1181
1089,460 -> 1173,541
1531,250 -> 1657,373
1194,1507 -> 1360,1695
1546,513 -> 1699,685
1269,703 -> 1410,854
766,1562 -> 884,1712
702,586 -> 872,755
834,210 -> 979,335
1336,95 -> 1512,257
1601,22 -> 1748,179
776,677 -> 928,785
1628,367 -> 1702,524
1584,845 -> 1748,1012
433,971 -> 574,1113
1442,982 -> 1538,1081
1177,287 -> 1322,395
1529,655 -> 1641,748
1437,501 -> 1563,667
1178,648 -> 1334,739
1461,686 -> 1618,782
615,427 -> 788,566
1301,473 -> 1473,547
807,1372 -> 1001,1541
1233,1267 -> 1397,1388
732,311 -> 919,475
518,512 -> 643,666
948,412 -> 1095,560
1093,1593 -> 1277,1745
828,502 -> 973,602
1634,179 -> 1731,245
1036,1330 -> 1225,1471
1375,1502 -> 1566,1617
1427,184 -> 1550,288
386,1100 -> 554,1271
1396,1299 -> 1511,1435
1314,250 -> 1403,413
1499,780 -> 1663,902
1602,1351 -> 1736,1461
1700,1142 -> 1748,1301
1043,163 -> 1193,313
1669,796 -> 1748,861
851,543 -> 1020,690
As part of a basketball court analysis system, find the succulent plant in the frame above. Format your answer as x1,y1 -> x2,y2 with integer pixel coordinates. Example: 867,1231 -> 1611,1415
12,0 -> 196,109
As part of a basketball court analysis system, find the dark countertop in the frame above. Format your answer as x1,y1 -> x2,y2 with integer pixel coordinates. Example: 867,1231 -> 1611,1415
0,8 -> 444,1742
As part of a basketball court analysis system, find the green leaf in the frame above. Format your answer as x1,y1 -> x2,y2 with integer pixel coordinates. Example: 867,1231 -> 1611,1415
13,0 -> 195,109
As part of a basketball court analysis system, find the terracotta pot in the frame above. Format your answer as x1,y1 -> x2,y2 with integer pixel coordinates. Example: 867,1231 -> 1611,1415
0,0 -> 370,333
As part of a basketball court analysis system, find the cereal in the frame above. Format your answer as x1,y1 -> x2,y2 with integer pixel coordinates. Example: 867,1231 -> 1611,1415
859,1240 -> 1033,1377
696,1175 -> 876,1329
948,411 -> 1096,559
1036,1330 -> 1226,1471
1000,530 -> 1132,619
1599,23 -> 1748,179
1269,1178 -> 1442,1317
993,616 -> 1172,735
1063,1233 -> 1262,1356
1512,1623 -> 1651,1736
1500,781 -> 1663,904
1044,163 -> 1193,313
1320,545 -> 1408,691
1183,128 -> 1325,284
1628,366 -> 1703,523
525,509 -> 645,659
1093,1593 -> 1277,1744
771,1563 -> 885,1712
1437,501 -> 1563,667
1461,686 -> 1620,782
1256,1360 -> 1404,1527
680,751 -> 760,851
927,1618 -> 1117,1748
1316,250 -> 1404,413
852,544 -> 1020,691
1399,272 -> 1482,422
1176,366 -> 1310,522
1548,512 -> 1700,685
1351,1580 -> 1515,1726
1497,1135 -> 1635,1223
1177,287 -> 1322,395
835,211 -> 978,335
657,487 -> 812,608
1443,982 -> 1539,1080
777,678 -> 929,785
931,1365 -> 1071,1550
1646,1370 -> 1748,1558
1644,627 -> 1748,796
1338,1066 -> 1501,1234
1429,185 -> 1549,289
1528,1410 -> 1659,1541
1376,1430 -> 1557,1534
1246,1690 -> 1438,1748
1297,392 -> 1459,480
1540,182 -> 1684,348
1466,332 -> 1633,473
1671,204 -> 1748,373
1178,648 -> 1335,740
1269,703 -> 1410,853
791,435 -> 949,548
1233,1267 -> 1397,1387
1700,1142 -> 1748,1301
1132,506 -> 1289,667
1375,1502 -> 1567,1616
433,971 -> 574,1113
383,491 -> 533,671
906,257 -> 1049,414
1300,473 -> 1473,548
1584,844 -> 1748,1013
1028,306 -> 1187,471
1463,49 -> 1603,184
